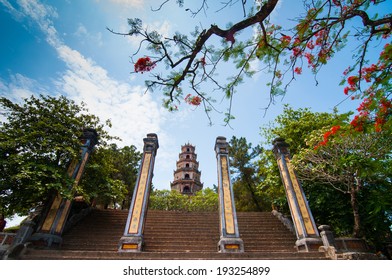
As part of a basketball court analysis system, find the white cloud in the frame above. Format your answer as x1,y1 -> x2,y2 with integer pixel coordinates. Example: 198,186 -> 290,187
0,74 -> 46,101
2,0 -> 200,189
1,0 -> 171,150
74,23 -> 103,47
54,53 -> 167,148
148,20 -> 171,38
74,24 -> 88,37
107,0 -> 144,9
125,19 -> 172,49
96,0 -> 145,9
0,0 -> 23,19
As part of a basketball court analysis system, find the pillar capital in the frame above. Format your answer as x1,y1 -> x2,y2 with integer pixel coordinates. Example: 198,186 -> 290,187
272,137 -> 290,158
81,128 -> 99,150
215,136 -> 229,155
143,133 -> 159,153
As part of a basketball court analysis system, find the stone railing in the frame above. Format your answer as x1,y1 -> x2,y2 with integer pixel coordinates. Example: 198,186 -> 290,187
271,210 -> 295,235
271,214 -> 382,260
317,225 -> 382,259
0,232 -> 17,259
1,232 -> 16,247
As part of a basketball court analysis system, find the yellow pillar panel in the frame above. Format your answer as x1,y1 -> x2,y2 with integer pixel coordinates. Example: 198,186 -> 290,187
277,158 -> 304,237
221,156 -> 235,235
128,153 -> 151,234
74,153 -> 89,185
286,157 -> 316,235
54,200 -> 72,234
67,159 -> 78,177
41,195 -> 63,232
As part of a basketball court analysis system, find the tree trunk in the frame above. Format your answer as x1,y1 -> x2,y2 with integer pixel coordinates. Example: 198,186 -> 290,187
350,185 -> 361,238
245,180 -> 263,212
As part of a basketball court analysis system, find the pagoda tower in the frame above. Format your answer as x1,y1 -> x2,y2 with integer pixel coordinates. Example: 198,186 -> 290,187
171,143 -> 203,195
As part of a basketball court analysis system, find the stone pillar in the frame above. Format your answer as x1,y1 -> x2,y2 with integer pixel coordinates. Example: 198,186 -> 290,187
118,133 -> 159,252
318,225 -> 337,259
215,136 -> 244,253
318,225 -> 336,248
272,137 -> 321,252
30,128 -> 98,247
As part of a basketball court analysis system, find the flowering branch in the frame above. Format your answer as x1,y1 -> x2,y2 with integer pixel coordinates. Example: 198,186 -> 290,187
109,0 -> 391,125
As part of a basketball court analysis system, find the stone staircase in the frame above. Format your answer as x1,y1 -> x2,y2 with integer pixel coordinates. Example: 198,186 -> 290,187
21,209 -> 327,260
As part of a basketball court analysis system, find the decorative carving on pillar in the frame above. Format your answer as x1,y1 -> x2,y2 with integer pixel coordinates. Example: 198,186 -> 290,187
118,133 -> 159,252
272,137 -> 322,252
30,128 -> 98,247
215,136 -> 244,253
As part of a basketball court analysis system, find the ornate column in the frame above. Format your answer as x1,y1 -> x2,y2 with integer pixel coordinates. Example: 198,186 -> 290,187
215,136 -> 244,253
272,137 -> 322,252
31,128 -> 98,247
118,133 -> 159,252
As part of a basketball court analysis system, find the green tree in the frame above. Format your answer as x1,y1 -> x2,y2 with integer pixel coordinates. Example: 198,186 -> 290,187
293,126 -> 392,242
149,188 -> 218,212
0,95 -> 114,217
258,105 -> 348,212
78,144 -> 142,209
228,136 -> 267,211
111,0 -> 391,126
259,105 -> 392,249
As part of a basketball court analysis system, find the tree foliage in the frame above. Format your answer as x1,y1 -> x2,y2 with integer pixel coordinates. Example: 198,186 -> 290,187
293,124 -> 392,241
258,105 -> 348,212
0,95 -> 115,216
111,0 -> 391,125
149,188 -> 218,211
78,144 -> 142,209
259,105 -> 392,248
228,136 -> 268,211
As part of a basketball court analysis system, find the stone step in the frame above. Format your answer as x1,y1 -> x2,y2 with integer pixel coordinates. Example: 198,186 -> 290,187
21,209 -> 327,260
22,249 -> 327,260
86,211 -> 283,221
144,244 -> 297,252
62,238 -> 296,248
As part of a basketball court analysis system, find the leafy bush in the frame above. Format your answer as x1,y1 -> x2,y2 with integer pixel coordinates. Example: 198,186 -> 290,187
149,188 -> 218,212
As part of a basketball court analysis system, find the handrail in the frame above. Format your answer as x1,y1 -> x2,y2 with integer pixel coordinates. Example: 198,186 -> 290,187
0,232 -> 17,246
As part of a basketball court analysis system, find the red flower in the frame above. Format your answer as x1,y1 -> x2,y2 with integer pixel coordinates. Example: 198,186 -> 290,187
185,94 -> 202,106
331,125 -> 341,134
380,98 -> 392,112
306,41 -> 315,50
315,125 -> 341,149
134,57 -> 156,73
343,66 -> 351,76
294,67 -> 302,74
293,37 -> 301,46
347,76 -> 359,87
304,52 -> 315,67
350,115 -> 365,132
292,47 -> 302,57
332,0 -> 340,6
281,35 -> 291,45
200,57 -> 206,66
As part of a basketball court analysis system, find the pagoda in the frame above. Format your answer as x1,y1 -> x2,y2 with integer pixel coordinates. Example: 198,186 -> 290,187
171,143 -> 203,195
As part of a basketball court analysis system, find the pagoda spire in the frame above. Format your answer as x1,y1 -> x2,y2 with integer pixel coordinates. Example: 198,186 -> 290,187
171,143 -> 203,195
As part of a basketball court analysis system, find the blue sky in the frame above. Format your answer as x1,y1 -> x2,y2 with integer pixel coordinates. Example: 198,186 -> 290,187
0,0 -> 386,198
